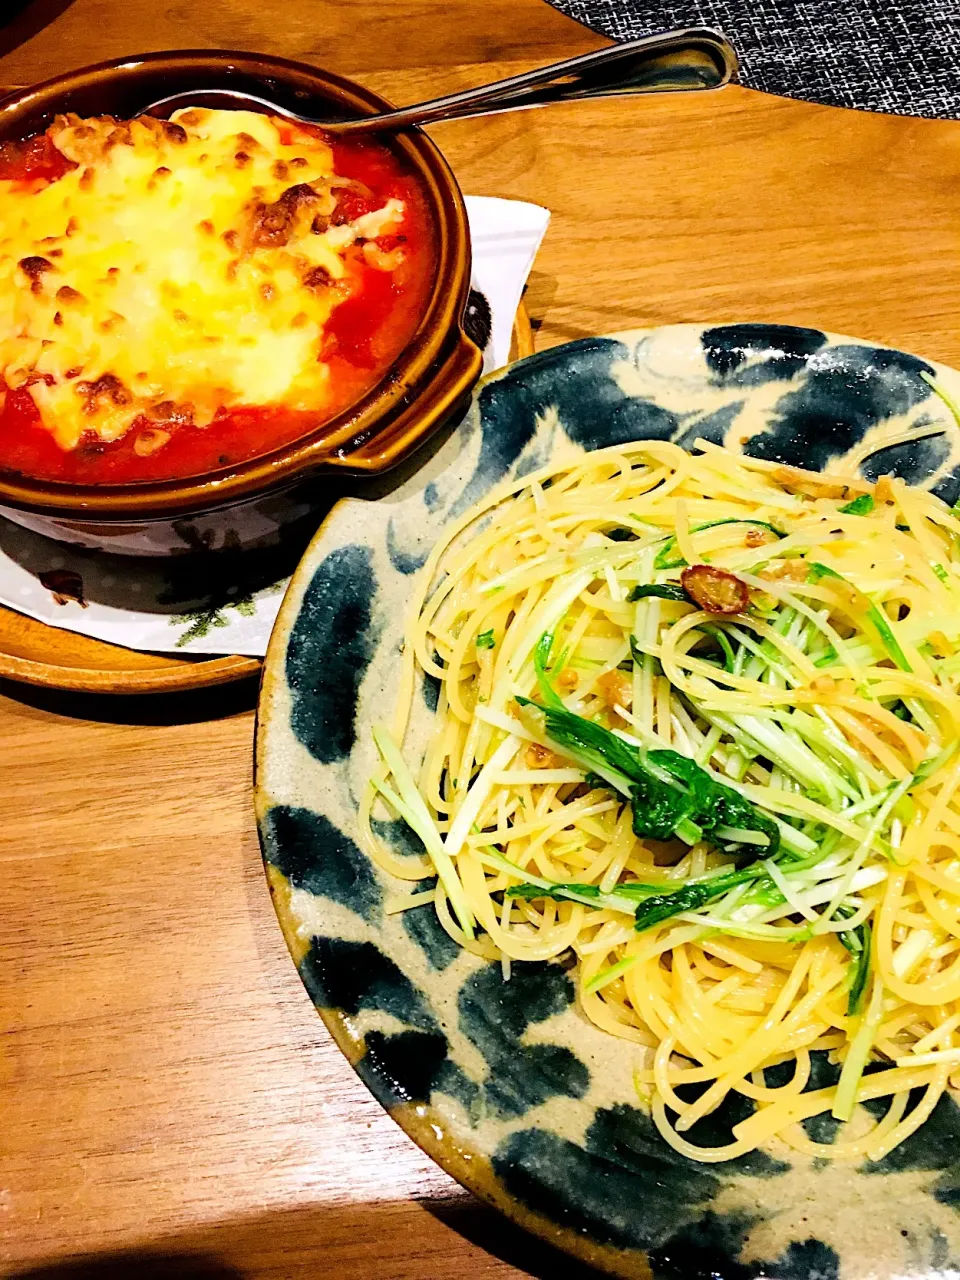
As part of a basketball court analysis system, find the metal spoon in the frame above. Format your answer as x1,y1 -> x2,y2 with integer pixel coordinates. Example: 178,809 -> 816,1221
142,28 -> 738,133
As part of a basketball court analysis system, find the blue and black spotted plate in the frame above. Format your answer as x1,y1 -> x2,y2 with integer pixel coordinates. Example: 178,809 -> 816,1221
255,324 -> 960,1280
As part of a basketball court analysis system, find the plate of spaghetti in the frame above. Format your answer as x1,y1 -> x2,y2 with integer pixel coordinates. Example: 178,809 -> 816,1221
256,324 -> 960,1279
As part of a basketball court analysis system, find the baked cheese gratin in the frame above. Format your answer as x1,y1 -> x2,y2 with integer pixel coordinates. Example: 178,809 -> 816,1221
0,108 -> 434,483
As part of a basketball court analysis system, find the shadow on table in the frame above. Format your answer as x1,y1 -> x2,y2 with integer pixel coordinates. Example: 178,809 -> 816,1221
6,1194 -> 606,1279
9,1258 -> 241,1280
0,670 -> 259,726
422,1194 -> 606,1277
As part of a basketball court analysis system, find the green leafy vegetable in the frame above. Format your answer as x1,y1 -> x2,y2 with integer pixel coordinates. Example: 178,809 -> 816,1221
518,695 -> 649,784
515,695 -> 701,845
647,749 -> 781,857
808,562 -> 912,672
532,630 -> 566,709
630,768 -> 704,843
372,724 -> 475,938
839,493 -> 875,516
633,865 -> 770,932
476,847 -> 635,914
654,519 -> 785,570
607,881 -> 677,900
506,881 -> 603,903
628,583 -> 691,603
698,623 -> 736,673
842,923 -> 872,1016
505,880 -> 663,909
836,904 -> 872,1016
862,606 -> 912,673
506,869 -> 761,923
932,562 -> 950,583
832,974 -> 882,1121
516,697 -> 779,856
476,629 -> 496,649
806,562 -> 842,585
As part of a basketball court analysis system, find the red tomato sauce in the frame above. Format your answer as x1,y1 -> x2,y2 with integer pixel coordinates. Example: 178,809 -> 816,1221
0,123 -> 437,486
0,133 -> 77,186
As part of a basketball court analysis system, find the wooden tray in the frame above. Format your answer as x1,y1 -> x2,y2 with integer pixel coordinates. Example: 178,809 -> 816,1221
0,306 -> 535,695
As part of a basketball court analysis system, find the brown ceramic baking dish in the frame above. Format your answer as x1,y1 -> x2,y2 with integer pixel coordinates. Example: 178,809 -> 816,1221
0,50 -> 481,528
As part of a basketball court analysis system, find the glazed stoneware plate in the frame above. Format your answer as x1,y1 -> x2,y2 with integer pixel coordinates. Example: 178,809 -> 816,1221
255,324 -> 960,1280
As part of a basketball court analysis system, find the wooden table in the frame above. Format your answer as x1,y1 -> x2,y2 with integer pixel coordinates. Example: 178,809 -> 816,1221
3,0 -> 960,1275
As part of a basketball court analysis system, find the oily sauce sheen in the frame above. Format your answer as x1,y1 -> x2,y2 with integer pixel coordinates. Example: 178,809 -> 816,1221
0,113 -> 436,484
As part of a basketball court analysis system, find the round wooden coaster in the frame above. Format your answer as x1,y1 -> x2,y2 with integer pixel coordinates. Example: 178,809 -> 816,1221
0,608 -> 259,693
0,305 -> 534,694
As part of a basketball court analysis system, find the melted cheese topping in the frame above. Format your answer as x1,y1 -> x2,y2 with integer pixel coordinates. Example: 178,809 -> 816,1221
0,109 -> 406,449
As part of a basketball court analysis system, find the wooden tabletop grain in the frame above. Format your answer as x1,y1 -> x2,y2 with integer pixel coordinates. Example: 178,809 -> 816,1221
3,1 -> 960,1275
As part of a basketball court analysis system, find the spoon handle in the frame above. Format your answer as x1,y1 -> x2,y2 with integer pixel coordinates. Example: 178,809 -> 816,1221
334,28 -> 738,134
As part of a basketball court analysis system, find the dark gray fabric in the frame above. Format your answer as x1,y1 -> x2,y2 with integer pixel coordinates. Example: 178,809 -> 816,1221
543,0 -> 960,119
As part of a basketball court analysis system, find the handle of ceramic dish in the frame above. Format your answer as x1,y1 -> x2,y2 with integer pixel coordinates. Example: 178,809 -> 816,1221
333,29 -> 738,134
325,332 -> 483,473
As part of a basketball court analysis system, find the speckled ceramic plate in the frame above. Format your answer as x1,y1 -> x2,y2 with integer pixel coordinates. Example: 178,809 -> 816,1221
255,325 -> 960,1280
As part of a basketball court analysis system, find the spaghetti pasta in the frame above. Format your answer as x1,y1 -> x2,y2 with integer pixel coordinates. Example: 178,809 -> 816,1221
362,437 -> 960,1163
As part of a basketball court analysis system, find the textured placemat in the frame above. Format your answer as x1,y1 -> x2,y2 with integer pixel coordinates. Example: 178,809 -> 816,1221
544,0 -> 960,118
